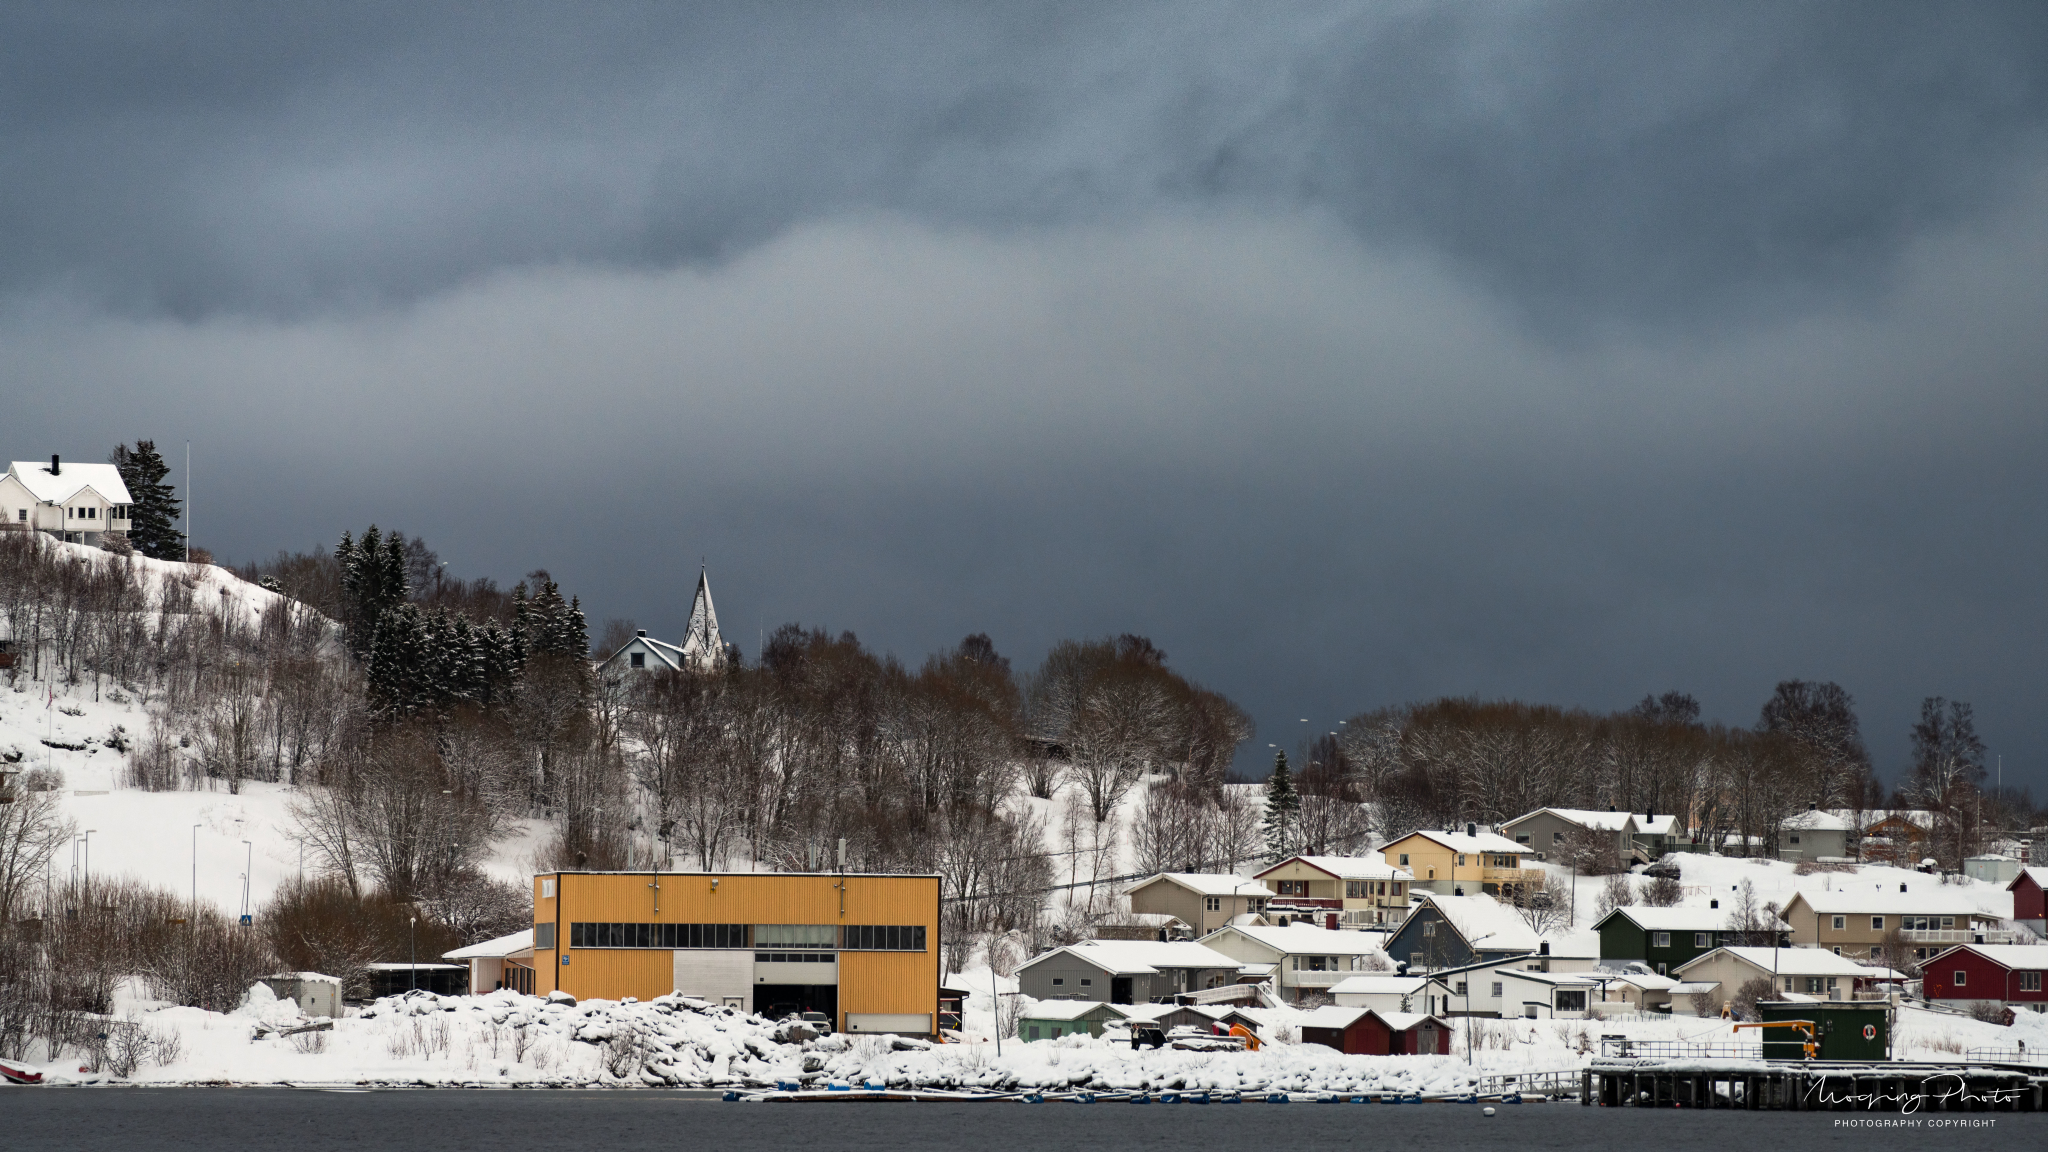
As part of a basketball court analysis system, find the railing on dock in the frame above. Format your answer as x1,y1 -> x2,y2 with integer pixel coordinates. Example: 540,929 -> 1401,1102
1965,1047 -> 2048,1067
1474,1069 -> 1580,1098
1599,1037 -> 1763,1060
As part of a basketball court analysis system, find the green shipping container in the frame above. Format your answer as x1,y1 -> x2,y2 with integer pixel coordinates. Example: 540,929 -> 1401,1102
1757,1000 -> 1888,1061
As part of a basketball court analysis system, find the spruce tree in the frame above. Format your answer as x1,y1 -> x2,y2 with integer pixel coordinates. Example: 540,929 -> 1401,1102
108,440 -> 185,559
1262,751 -> 1300,862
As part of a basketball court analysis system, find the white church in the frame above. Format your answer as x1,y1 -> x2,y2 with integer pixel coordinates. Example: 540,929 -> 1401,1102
598,569 -> 729,675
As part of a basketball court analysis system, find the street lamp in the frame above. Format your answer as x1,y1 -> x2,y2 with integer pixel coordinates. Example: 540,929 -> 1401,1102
82,830 -> 97,891
410,915 -> 419,992
240,840 -> 253,923
192,825 -> 202,913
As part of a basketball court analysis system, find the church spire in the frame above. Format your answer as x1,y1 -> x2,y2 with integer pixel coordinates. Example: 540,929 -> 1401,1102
681,565 -> 723,669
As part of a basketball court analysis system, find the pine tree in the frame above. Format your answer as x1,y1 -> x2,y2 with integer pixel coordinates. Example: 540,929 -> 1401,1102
1262,751 -> 1300,862
340,525 -> 412,660
108,440 -> 185,559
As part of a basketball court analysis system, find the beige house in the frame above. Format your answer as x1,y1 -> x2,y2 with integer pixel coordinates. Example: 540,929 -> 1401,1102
1197,923 -> 1393,1004
1779,889 -> 2013,961
1254,854 -> 1413,928
2,457 -> 134,545
1670,946 -> 1905,1013
1381,826 -> 1541,897
1124,873 -> 1272,937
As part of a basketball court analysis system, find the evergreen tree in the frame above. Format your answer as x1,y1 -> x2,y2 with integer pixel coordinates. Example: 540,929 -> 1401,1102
1262,751 -> 1300,862
108,440 -> 185,559
340,525 -> 411,660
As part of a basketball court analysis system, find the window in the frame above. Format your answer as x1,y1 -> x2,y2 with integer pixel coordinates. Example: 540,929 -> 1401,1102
1553,831 -> 1564,843
1028,1025 -> 1040,1040
1871,916 -> 1885,930
1427,869 -> 1435,879
1454,981 -> 1467,995
1206,896 -> 1221,911
1783,977 -> 1794,991
1789,835 -> 1800,845
1555,990 -> 1586,1013
1422,921 -> 1436,937
1079,978 -> 1091,987
755,924 -> 836,950
630,652 -> 645,668
534,923 -> 556,949
1345,881 -> 1367,899
1516,834 -> 1530,844
842,925 -> 927,951
2020,972 -> 2042,992
1456,854 -> 1467,867
1652,932 -> 1670,948
1276,880 -> 1308,896
1941,917 -> 1954,928
1051,978 -> 1063,987
1397,853 -> 1409,866
15,510 -> 23,521
1832,916 -> 1845,930
1491,982 -> 1502,998
541,879 -> 555,898
1656,963 -> 1667,976
569,922 -> 745,949
1953,970 -> 1966,986
1694,933 -> 1709,948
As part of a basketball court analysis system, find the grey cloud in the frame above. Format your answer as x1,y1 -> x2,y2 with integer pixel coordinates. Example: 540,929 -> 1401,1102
2,2 -> 2045,328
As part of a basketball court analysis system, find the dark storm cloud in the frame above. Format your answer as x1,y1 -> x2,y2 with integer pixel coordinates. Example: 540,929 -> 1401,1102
4,2 -> 2045,325
5,3 -> 2048,790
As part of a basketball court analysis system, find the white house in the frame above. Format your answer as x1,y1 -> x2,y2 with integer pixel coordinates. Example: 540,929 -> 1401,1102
1,456 -> 134,545
1328,974 -> 1430,1014
1196,923 -> 1393,1003
598,569 -> 727,675
443,928 -> 536,996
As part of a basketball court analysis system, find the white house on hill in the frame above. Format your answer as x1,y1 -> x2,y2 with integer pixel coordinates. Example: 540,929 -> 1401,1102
599,569 -> 728,675
1,456 -> 134,545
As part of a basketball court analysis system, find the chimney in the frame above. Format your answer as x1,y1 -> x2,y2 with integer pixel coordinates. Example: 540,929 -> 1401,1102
1539,941 -> 1550,955
1900,883 -> 1908,893
636,629 -> 647,637
1710,899 -> 1719,909
50,454 -> 60,475
1466,822 -> 1477,837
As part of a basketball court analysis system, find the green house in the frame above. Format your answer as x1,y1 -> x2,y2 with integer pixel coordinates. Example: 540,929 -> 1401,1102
1595,906 -> 1790,975
1758,1000 -> 1888,1061
1018,1001 -> 1125,1041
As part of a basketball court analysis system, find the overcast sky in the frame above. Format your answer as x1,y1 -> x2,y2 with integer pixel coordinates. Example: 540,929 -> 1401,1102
6,2 -> 2046,790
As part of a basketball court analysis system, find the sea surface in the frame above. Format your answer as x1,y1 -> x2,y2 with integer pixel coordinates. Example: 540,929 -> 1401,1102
3,1089 -> 2035,1150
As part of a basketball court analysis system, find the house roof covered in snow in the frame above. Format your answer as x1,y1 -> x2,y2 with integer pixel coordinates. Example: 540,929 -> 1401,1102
1781,890 -> 2001,918
1123,872 -> 1269,899
6,460 -> 133,505
443,928 -> 535,960
1256,854 -> 1411,881
1202,923 -> 1392,957
1020,939 -> 1239,976
1540,929 -> 1602,958
1675,947 -> 1905,980
1923,943 -> 2048,970
2011,868 -> 2048,890
1021,1000 -> 1121,1022
1327,975 -> 1428,996
1596,906 -> 1792,933
1782,809 -> 1854,831
1410,893 -> 1542,954
1394,829 -> 1531,855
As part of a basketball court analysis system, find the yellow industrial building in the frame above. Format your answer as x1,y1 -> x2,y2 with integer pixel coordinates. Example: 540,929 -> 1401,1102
533,871 -> 941,1036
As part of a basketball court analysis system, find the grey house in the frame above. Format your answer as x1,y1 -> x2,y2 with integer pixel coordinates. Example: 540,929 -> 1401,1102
1017,939 -> 1242,1005
1384,895 -> 1541,972
1779,808 -> 1853,863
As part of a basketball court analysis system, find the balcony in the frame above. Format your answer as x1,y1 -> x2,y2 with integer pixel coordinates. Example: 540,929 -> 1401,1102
1283,969 -> 1362,988
1481,868 -> 1544,888
1266,897 -> 1342,912
1901,928 -> 2018,945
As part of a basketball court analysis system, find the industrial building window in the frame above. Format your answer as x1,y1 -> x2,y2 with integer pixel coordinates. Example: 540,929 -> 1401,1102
756,924 -> 836,950
842,925 -> 927,951
568,922 -> 745,949
535,923 -> 555,949
755,953 -> 835,963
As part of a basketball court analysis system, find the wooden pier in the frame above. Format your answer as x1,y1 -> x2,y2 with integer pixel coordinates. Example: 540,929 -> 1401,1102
1583,1058 -> 2048,1112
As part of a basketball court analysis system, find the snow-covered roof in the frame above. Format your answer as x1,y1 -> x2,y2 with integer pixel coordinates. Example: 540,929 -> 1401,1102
1327,975 -> 1428,996
1204,923 -> 1391,956
262,971 -> 341,984
1022,1000 -> 1120,1021
1256,854 -> 1411,881
1505,808 -> 1633,832
1299,1005 -> 1370,1030
1782,809 -> 1853,832
1924,944 -> 2048,970
1540,929 -> 1602,958
1668,981 -> 1718,995
1493,968 -> 1599,987
443,928 -> 534,960
1373,1011 -> 1440,1032
364,962 -> 463,971
1396,829 -> 1531,855
1123,872 -> 1268,899
1022,939 -> 1239,976
1675,947 -> 1905,980
6,460 -> 134,506
2011,868 -> 2048,890
1412,894 -> 1542,954
1595,971 -> 1680,991
1783,890 -> 1999,918
1598,906 -> 1792,933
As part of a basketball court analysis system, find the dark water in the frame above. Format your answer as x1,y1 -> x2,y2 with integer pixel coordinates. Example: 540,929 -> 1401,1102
2,1090 -> 2036,1150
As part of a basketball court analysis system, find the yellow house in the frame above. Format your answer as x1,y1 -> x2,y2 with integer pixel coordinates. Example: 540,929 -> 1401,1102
1381,827 -> 1541,897
1253,855 -> 1413,927
533,871 -> 941,1036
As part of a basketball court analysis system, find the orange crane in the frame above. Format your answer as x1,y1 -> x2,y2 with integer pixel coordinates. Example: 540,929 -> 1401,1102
1732,1020 -> 1817,1060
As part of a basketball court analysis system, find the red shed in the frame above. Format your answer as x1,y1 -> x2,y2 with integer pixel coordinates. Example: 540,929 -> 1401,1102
1299,1005 -> 1451,1055
1923,944 -> 2048,1009
2009,869 -> 2047,926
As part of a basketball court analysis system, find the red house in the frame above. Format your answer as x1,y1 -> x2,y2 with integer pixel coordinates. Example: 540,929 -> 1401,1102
1299,1005 -> 1451,1055
1922,944 -> 2048,1012
2009,868 -> 2047,931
